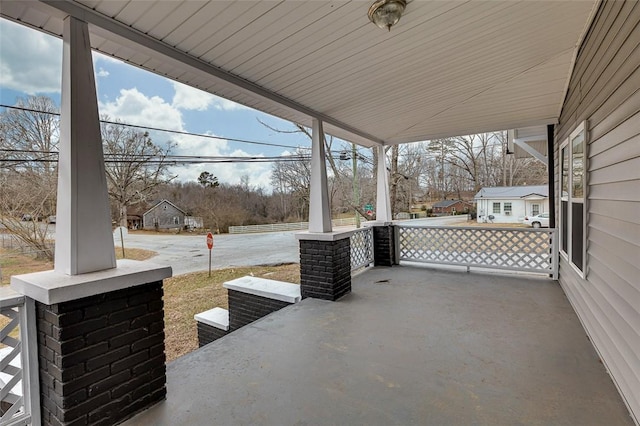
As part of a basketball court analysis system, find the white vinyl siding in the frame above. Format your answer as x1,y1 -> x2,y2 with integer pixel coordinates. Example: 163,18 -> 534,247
555,1 -> 640,422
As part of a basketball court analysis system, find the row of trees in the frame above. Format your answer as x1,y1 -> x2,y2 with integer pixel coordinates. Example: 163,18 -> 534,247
1,95 -> 547,259
270,132 -> 547,220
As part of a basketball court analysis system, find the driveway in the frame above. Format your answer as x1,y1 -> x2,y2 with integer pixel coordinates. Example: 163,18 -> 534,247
117,231 -> 300,276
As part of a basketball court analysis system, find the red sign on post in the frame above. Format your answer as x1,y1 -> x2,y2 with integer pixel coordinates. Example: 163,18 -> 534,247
206,232 -> 214,277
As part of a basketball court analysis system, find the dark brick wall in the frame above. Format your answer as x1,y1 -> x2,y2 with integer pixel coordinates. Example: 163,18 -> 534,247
227,290 -> 292,331
196,322 -> 228,347
373,225 -> 397,267
37,281 -> 166,425
299,238 -> 351,301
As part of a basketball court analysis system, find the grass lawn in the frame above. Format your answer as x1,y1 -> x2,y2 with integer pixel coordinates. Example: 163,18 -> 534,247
0,246 -> 156,285
1,247 -> 300,362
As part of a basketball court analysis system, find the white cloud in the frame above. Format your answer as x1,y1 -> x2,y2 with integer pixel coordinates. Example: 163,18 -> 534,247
0,19 -> 62,94
171,81 -> 249,112
169,134 -> 271,187
99,88 -> 184,131
97,83 -> 269,187
171,82 -> 215,111
212,96 -> 249,112
96,68 -> 110,77
171,132 -> 229,156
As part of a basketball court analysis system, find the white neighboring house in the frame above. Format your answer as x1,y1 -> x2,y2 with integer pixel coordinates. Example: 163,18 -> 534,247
474,185 -> 549,224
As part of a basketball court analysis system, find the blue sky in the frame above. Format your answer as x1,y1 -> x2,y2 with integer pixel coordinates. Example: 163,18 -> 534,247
0,18 -> 323,188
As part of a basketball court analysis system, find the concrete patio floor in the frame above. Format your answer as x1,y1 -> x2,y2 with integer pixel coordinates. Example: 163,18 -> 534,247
125,265 -> 633,425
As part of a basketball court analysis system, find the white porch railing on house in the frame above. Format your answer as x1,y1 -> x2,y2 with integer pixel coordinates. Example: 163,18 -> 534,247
350,227 -> 374,272
395,225 -> 559,278
0,290 -> 40,426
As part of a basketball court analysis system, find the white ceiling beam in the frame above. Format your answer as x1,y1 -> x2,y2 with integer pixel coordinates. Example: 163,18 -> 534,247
513,139 -> 548,165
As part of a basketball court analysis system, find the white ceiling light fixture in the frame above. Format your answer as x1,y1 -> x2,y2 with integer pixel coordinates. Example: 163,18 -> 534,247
368,0 -> 407,31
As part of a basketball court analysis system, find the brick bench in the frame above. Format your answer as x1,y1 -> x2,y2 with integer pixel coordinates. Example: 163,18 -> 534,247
194,307 -> 229,347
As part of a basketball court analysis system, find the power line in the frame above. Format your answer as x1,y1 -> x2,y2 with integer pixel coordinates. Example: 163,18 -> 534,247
0,156 -> 312,166
0,104 -> 379,160
0,104 -> 307,150
0,105 -> 385,163
0,148 -> 373,167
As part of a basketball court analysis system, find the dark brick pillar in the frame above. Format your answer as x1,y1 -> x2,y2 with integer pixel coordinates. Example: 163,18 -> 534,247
299,237 -> 351,301
227,290 -> 292,331
196,323 -> 228,347
37,281 -> 166,425
373,225 -> 397,266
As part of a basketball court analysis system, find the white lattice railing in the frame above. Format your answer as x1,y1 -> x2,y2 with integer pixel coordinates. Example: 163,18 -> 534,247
395,225 -> 558,278
350,227 -> 374,272
0,289 -> 40,426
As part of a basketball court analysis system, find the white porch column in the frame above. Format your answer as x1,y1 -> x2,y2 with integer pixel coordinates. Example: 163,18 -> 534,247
55,16 -> 116,275
308,118 -> 332,233
375,145 -> 392,222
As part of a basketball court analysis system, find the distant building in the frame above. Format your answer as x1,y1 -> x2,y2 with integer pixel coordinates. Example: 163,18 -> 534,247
474,185 -> 548,224
431,200 -> 473,215
143,200 -> 187,230
184,216 -> 204,229
126,214 -> 143,230
126,207 -> 144,230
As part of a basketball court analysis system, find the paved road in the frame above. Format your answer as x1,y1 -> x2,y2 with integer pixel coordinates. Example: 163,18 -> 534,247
117,231 -> 300,276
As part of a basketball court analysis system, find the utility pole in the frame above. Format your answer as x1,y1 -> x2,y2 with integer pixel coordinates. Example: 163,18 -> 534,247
502,130 -> 507,186
408,179 -> 412,215
352,143 -> 360,228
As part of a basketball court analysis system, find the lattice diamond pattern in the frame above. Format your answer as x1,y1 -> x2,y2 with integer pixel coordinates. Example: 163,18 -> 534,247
351,227 -> 374,271
1,305 -> 26,423
398,226 -> 554,273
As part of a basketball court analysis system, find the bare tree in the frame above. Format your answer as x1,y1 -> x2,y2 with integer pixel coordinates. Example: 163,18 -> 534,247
270,148 -> 312,221
262,121 -> 368,220
389,145 -> 400,215
0,96 -> 59,170
0,169 -> 56,260
101,119 -> 176,227
0,96 -> 59,260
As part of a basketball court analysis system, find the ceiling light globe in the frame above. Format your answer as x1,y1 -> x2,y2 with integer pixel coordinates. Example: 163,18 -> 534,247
368,0 -> 407,31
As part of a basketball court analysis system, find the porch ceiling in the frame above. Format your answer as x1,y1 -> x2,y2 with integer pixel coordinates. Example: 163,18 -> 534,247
1,0 -> 597,147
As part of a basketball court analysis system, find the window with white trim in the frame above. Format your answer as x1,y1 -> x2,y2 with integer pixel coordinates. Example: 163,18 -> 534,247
560,145 -> 569,255
504,202 -> 512,215
492,202 -> 500,214
559,122 -> 586,274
